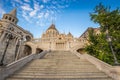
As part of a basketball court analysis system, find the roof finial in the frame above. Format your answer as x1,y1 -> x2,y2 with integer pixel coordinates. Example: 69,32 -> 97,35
51,18 -> 56,25
52,19 -> 53,24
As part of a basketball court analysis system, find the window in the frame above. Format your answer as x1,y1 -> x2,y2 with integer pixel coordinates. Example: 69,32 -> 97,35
9,17 -> 11,20
0,24 -> 2,27
12,19 -> 14,22
59,38 -> 61,40
9,27 -> 14,31
5,16 -> 8,19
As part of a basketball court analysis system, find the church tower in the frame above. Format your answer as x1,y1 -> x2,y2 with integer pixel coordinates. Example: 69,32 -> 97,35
2,8 -> 18,24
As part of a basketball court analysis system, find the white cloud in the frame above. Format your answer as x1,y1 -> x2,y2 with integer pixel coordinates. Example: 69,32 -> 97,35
14,0 -> 23,4
24,0 -> 30,2
21,3 -> 33,11
57,4 -> 66,9
36,20 -> 45,27
52,1 -> 57,4
42,0 -> 48,3
29,10 -> 37,17
8,0 -> 75,27
38,13 -> 44,19
40,5 -> 44,9
22,10 -> 31,23
0,7 -> 5,17
34,2 -> 39,10
44,12 -> 49,19
29,2 -> 44,17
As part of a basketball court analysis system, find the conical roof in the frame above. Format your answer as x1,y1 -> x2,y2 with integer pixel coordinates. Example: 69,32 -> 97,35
67,32 -> 73,37
9,8 -> 17,17
47,24 -> 58,31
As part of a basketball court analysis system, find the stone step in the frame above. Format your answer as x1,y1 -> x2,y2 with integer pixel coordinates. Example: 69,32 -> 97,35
6,78 -> 113,80
28,62 -> 91,65
21,67 -> 98,70
28,62 -> 92,64
21,67 -> 98,71
17,70 -> 101,73
30,60 -> 89,63
6,51 -> 113,80
8,75 -> 110,79
25,63 -> 95,66
32,59 -> 88,61
14,72 -> 106,76
25,64 -> 95,66
19,69 -> 100,73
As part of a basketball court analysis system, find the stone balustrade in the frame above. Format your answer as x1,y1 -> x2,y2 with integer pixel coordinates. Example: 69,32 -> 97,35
34,50 -> 48,59
74,51 -> 120,80
0,50 -> 48,80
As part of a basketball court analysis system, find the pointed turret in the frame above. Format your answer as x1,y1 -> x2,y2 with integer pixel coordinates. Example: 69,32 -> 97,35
47,24 -> 57,31
45,24 -> 59,38
67,32 -> 73,39
2,8 -> 18,24
67,32 -> 73,36
9,8 -> 17,17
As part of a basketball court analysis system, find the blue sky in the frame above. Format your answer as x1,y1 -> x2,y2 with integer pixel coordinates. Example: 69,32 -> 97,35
0,0 -> 120,38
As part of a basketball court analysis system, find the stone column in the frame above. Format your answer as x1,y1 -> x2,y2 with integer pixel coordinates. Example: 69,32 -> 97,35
15,37 -> 19,45
15,38 -> 22,60
0,31 -> 6,43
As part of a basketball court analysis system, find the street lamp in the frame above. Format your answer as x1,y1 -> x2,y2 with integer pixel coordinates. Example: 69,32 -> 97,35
106,28 -> 119,65
107,36 -> 119,65
0,34 -> 13,66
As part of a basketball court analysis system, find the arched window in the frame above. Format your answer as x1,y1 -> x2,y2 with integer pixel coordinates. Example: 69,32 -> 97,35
12,19 -> 15,22
8,27 -> 14,31
0,24 -> 2,27
24,45 -> 32,55
9,17 -> 11,20
5,16 -> 8,19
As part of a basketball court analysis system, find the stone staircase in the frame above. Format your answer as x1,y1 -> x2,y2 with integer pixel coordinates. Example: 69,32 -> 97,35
6,51 -> 113,80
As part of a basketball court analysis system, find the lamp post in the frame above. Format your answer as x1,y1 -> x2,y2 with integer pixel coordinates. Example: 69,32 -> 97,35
107,36 -> 119,65
106,28 -> 119,65
0,34 -> 13,66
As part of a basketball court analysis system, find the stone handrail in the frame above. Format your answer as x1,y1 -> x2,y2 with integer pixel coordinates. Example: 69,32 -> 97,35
0,50 -> 49,80
73,51 -> 120,80
34,50 -> 48,59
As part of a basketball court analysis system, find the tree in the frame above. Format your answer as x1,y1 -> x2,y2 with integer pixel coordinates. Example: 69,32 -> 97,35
85,3 -> 120,65
85,28 -> 114,64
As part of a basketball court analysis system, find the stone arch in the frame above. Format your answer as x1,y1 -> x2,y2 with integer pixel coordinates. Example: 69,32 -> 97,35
71,45 -> 85,52
26,35 -> 32,41
25,42 -> 36,54
76,48 -> 85,54
36,48 -> 43,54
23,45 -> 32,55
25,42 -> 47,54
70,45 -> 86,54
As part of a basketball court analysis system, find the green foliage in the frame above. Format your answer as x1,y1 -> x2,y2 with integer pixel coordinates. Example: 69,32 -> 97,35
85,3 -> 120,65
85,29 -> 114,65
